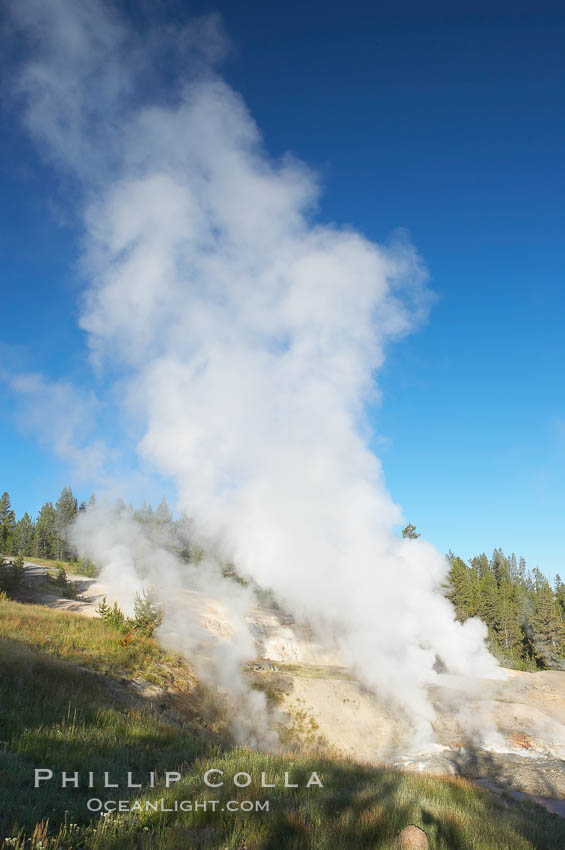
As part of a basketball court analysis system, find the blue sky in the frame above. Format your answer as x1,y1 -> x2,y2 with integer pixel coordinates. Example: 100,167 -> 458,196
1,0 -> 564,577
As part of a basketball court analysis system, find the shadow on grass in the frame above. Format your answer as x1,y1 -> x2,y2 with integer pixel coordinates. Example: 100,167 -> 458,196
2,631 -> 565,850
0,637 -> 213,835
259,765 -> 413,849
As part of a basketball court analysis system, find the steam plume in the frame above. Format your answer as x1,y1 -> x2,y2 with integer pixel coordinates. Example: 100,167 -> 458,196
8,0 -> 501,745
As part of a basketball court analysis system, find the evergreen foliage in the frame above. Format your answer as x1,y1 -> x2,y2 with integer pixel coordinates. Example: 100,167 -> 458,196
4,486 -> 564,672
0,553 -> 25,595
49,564 -> 78,599
96,589 -> 163,637
0,487 -> 200,567
97,596 -> 128,630
0,492 -> 16,555
33,501 -> 58,558
133,587 -> 163,636
0,487 -> 92,560
446,549 -> 565,670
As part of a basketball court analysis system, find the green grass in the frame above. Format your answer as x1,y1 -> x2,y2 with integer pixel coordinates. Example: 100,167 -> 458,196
0,597 -> 188,685
21,557 -> 75,568
23,557 -> 99,577
1,597 -> 565,849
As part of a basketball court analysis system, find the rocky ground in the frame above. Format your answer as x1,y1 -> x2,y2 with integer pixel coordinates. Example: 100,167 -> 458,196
19,560 -> 565,814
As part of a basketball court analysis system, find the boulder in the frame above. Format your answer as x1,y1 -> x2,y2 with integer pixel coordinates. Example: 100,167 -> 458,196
396,825 -> 429,849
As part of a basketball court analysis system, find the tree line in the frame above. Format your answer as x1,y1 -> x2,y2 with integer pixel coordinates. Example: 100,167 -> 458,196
0,487 -> 89,561
445,548 -> 565,671
3,493 -> 564,671
0,488 -> 186,563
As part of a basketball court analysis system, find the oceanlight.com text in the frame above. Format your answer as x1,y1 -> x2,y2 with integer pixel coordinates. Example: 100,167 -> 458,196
87,798 -> 270,813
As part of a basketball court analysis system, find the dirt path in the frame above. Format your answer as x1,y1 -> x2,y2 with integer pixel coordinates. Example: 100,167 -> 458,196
19,562 -> 112,616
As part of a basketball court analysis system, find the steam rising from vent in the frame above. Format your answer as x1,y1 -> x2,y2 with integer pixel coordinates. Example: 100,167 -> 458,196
8,0 -> 502,746
69,501 -> 277,748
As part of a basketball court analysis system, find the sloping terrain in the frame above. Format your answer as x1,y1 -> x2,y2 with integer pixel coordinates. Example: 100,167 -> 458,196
2,593 -> 565,849
16,561 -> 565,811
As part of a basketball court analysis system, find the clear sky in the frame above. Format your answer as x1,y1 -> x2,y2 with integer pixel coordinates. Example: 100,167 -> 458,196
1,0 -> 564,577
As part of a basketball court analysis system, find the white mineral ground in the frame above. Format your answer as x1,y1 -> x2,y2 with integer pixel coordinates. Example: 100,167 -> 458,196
21,561 -> 565,815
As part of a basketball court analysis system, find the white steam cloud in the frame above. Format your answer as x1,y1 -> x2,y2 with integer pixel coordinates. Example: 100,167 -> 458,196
8,0 -> 501,746
69,500 -> 277,748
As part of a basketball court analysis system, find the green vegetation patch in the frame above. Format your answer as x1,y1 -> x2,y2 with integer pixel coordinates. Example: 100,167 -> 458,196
0,597 -> 186,685
1,598 -> 565,849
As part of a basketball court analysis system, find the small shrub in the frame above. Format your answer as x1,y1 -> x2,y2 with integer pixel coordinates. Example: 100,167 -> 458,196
74,558 -> 99,577
12,554 -> 25,581
220,560 -> 248,586
54,564 -> 67,587
0,554 -> 25,595
96,596 -> 130,631
96,595 -> 111,619
50,565 -> 78,599
133,588 -> 163,637
96,589 -> 162,638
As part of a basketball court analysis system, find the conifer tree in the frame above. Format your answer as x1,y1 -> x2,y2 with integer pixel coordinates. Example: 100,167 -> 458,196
155,496 -> 172,526
55,487 -> 78,559
532,582 -> 565,668
133,588 -> 163,637
518,556 -> 527,584
478,564 -> 498,632
14,512 -> 35,556
34,502 -> 57,558
492,548 -> 510,586
494,580 -> 522,658
0,492 -> 16,556
555,575 -> 565,621
446,555 -> 473,621
472,553 -> 490,580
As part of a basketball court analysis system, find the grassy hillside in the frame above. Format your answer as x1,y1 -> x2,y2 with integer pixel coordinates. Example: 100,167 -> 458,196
1,597 -> 565,849
20,557 -> 99,577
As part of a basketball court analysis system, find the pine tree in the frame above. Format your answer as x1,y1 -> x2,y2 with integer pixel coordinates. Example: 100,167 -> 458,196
0,553 -> 24,594
494,580 -> 522,658
471,553 -> 490,580
532,567 -> 546,595
134,501 -> 154,524
518,557 -> 527,584
34,502 -> 57,558
492,548 -> 510,586
0,492 -> 16,556
466,559 -> 481,617
446,555 -> 473,621
55,487 -> 78,559
478,564 -> 498,631
55,487 -> 78,526
133,588 -> 163,637
155,496 -> 172,526
555,575 -> 565,622
14,512 -> 35,556
401,523 -> 420,539
532,582 -> 565,668
96,596 -> 127,630
515,573 -> 536,657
